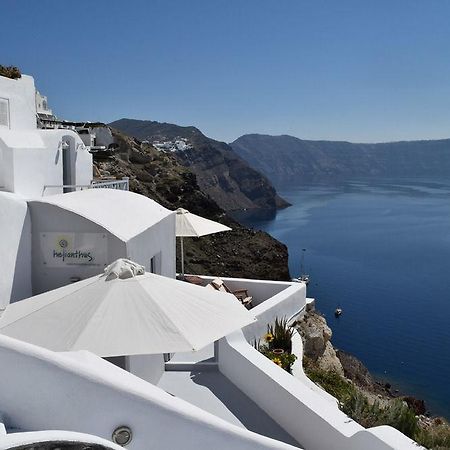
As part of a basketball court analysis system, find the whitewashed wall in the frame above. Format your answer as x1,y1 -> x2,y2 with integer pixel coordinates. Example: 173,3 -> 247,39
29,202 -> 125,294
0,75 -> 37,130
196,276 -> 306,343
0,193 -> 32,307
29,202 -> 176,295
128,214 -> 176,278
218,331 -> 421,450
243,283 -> 306,342
0,74 -> 92,198
0,129 -> 92,198
0,335 -> 299,450
39,129 -> 93,193
127,354 -> 166,384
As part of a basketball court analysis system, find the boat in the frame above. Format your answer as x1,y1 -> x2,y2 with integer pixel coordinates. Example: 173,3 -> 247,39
292,248 -> 310,285
335,308 -> 343,317
292,274 -> 310,285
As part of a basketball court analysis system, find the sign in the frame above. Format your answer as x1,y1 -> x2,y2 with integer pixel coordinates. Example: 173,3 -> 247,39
40,232 -> 107,267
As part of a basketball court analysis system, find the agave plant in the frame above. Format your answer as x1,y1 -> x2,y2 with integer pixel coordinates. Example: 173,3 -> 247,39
266,317 -> 294,353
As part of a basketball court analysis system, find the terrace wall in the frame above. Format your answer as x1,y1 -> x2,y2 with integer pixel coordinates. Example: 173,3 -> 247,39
196,276 -> 307,342
218,331 -> 421,450
0,335 -> 300,450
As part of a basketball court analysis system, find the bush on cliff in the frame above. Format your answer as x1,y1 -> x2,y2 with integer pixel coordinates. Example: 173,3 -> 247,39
0,65 -> 21,79
304,365 -> 450,447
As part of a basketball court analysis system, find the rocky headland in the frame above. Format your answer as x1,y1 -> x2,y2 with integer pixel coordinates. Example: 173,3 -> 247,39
109,119 -> 290,211
296,311 -> 450,449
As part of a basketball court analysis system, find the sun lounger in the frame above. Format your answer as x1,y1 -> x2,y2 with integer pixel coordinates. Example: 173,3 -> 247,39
208,278 -> 253,309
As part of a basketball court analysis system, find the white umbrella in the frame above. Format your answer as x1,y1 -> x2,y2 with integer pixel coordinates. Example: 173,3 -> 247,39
0,259 -> 255,356
176,208 -> 231,277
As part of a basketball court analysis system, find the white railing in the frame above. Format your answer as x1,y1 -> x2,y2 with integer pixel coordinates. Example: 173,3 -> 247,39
42,177 -> 129,195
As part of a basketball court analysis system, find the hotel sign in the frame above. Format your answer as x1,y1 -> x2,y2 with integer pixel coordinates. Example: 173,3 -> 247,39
40,232 -> 107,267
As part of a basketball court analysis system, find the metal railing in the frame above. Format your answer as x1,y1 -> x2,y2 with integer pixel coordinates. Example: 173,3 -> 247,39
43,177 -> 129,195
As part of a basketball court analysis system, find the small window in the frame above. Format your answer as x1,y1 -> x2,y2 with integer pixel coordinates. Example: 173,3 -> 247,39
0,98 -> 9,128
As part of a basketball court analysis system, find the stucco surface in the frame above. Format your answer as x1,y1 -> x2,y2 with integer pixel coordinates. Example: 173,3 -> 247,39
31,189 -> 174,241
158,370 -> 299,447
0,75 -> 37,130
0,192 -> 31,307
0,335 -> 299,450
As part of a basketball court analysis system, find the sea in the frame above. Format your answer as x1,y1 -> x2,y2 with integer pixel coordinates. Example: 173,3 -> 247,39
233,177 -> 450,419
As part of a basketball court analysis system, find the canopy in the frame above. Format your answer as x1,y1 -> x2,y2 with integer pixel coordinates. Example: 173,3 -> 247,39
175,208 -> 231,237
175,208 -> 231,276
0,259 -> 255,356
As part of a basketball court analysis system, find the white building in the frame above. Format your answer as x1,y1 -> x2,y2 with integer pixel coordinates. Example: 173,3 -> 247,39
0,74 -> 175,306
0,73 -> 421,450
35,90 -> 53,117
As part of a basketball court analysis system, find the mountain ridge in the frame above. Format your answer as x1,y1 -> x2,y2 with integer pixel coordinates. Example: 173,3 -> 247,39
109,119 -> 289,211
231,133 -> 450,187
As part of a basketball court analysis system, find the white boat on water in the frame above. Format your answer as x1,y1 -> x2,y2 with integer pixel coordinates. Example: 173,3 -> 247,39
0,72 -> 421,450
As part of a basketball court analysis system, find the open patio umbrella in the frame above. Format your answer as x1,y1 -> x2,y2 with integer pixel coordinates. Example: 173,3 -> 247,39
0,259 -> 255,356
176,208 -> 231,277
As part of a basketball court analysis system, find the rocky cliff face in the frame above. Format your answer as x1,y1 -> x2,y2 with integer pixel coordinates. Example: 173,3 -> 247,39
109,119 -> 289,211
296,311 -> 344,376
95,129 -> 291,281
231,133 -> 450,187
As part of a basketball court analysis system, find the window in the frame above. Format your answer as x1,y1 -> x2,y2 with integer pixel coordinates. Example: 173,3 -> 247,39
0,98 -> 9,128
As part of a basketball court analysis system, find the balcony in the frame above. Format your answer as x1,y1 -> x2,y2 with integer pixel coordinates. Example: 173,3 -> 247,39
42,177 -> 129,196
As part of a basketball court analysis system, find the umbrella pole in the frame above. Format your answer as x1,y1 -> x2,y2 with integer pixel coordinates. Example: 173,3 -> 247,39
180,236 -> 185,278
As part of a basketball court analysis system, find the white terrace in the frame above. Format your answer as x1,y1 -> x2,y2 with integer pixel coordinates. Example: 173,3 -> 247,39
0,276 -> 419,450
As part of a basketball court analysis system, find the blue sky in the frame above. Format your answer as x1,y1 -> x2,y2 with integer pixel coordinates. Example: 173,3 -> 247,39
2,0 -> 450,143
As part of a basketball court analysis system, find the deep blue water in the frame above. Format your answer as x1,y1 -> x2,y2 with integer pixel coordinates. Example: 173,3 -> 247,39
234,178 -> 450,419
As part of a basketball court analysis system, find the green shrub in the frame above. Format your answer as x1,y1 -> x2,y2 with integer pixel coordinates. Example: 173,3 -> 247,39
259,347 -> 297,373
416,420 -> 450,449
265,317 -> 294,352
255,317 -> 297,373
306,366 -> 420,441
307,367 -> 358,405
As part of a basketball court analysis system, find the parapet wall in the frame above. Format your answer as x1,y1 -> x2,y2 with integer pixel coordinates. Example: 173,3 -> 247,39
218,331 -> 422,450
0,335 -> 299,450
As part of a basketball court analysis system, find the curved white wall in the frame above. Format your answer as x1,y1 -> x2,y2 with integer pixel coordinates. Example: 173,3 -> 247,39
0,430 -> 123,450
0,335 -> 299,450
218,331 -> 421,450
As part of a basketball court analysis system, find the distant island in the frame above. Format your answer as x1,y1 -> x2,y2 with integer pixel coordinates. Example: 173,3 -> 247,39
231,134 -> 450,187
